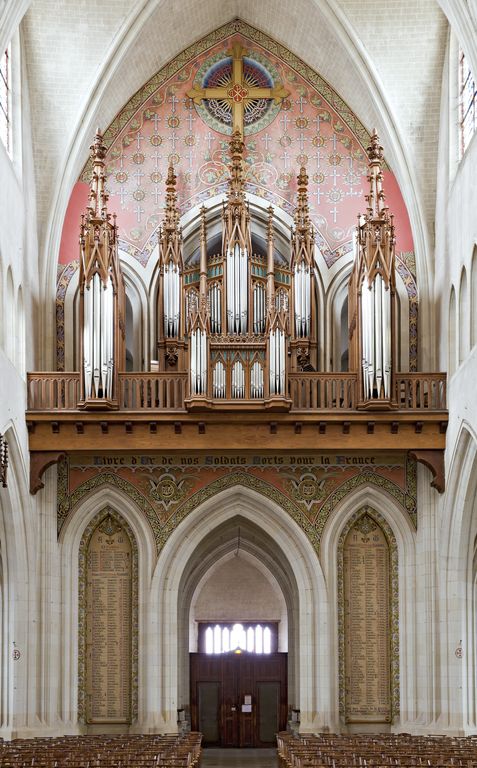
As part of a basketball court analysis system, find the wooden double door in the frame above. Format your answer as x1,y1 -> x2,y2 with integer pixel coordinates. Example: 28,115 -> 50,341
190,653 -> 287,747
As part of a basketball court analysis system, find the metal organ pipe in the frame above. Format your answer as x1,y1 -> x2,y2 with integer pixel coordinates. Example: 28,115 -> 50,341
269,328 -> 285,396
208,284 -> 222,335
251,361 -> 264,398
213,361 -> 226,398
190,328 -> 207,396
361,276 -> 391,399
294,264 -> 311,337
164,262 -> 180,337
232,360 -> 245,398
83,272 -> 115,400
227,244 -> 248,334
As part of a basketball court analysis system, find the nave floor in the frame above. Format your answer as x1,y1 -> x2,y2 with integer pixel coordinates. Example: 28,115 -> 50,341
201,748 -> 278,767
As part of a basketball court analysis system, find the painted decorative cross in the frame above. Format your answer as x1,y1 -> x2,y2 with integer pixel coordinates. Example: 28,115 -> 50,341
187,42 -> 289,135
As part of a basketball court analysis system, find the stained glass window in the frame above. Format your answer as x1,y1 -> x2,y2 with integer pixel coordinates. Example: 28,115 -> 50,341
459,49 -> 477,157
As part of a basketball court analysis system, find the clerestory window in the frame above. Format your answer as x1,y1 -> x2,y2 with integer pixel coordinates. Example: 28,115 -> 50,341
459,48 -> 477,157
0,45 -> 11,154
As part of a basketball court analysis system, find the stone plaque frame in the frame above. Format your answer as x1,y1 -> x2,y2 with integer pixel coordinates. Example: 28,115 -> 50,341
78,506 -> 139,724
337,505 -> 399,724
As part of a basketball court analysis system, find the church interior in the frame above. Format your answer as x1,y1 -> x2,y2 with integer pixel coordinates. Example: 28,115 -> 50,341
0,0 -> 477,764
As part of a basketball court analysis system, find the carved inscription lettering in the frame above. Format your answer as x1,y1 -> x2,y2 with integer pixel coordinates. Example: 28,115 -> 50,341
343,515 -> 391,723
85,517 -> 132,723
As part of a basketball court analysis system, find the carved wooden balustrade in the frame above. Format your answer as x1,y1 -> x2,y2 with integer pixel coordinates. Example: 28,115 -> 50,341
27,371 -> 447,413
26,369 -> 448,496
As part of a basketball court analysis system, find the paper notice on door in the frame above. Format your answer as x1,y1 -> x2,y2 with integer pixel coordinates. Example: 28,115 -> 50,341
242,704 -> 252,712
244,695 -> 252,705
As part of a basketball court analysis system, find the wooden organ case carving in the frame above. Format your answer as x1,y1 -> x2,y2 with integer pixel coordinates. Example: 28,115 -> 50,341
78,131 -> 126,409
157,130 -> 318,410
348,131 -> 397,409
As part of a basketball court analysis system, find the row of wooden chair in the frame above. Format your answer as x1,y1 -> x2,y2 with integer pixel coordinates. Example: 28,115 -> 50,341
0,731 -> 202,768
276,731 -> 477,768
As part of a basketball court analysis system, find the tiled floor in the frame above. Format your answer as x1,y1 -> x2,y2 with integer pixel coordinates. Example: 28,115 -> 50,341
201,747 -> 278,767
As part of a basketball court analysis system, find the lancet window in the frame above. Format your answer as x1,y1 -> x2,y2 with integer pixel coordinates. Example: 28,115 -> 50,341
459,48 -> 477,157
0,45 -> 11,154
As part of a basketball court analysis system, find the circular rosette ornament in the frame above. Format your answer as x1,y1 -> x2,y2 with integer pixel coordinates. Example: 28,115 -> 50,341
190,49 -> 283,136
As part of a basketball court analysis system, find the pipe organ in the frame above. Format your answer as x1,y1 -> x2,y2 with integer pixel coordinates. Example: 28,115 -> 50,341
79,131 -> 125,407
348,130 -> 397,407
153,130 -> 319,407
77,128 -> 400,412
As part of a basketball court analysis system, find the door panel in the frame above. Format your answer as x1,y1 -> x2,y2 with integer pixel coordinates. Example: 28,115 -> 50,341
190,653 -> 287,748
257,681 -> 280,745
198,682 -> 221,744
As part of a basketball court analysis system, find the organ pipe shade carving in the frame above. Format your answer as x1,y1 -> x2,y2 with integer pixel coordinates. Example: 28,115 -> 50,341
79,130 -> 125,406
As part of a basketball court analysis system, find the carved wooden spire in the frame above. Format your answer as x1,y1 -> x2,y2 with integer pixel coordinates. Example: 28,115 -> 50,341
359,130 -> 395,289
222,130 -> 251,254
159,163 -> 183,269
291,166 -> 314,268
80,129 -> 120,289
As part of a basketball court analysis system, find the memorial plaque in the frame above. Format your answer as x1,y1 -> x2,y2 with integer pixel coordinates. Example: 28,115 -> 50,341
85,516 -> 132,723
343,515 -> 391,722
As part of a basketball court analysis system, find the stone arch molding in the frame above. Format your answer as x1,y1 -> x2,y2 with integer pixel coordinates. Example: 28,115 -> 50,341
59,486 -> 155,729
152,485 -> 331,733
320,483 -> 417,729
439,423 -> 477,731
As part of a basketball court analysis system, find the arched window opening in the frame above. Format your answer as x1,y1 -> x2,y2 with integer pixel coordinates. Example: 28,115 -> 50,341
471,247 -> 477,349
449,286 -> 457,377
125,294 -> 134,372
459,268 -> 469,364
5,267 -> 14,364
199,622 -> 278,655
459,48 -> 477,157
16,285 -> 24,376
0,45 -> 11,155
340,297 -> 348,371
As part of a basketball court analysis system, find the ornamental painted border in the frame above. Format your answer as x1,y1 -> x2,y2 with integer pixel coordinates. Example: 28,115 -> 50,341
337,506 -> 400,724
58,460 -> 416,558
77,506 -> 139,724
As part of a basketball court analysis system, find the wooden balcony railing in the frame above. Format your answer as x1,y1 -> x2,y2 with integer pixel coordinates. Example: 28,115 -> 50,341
28,372 -> 81,410
26,371 -> 447,413
118,373 -> 187,411
394,373 -> 447,410
288,373 -> 357,410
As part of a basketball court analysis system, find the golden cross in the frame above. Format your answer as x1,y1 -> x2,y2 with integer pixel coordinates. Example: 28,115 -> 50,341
187,42 -> 289,135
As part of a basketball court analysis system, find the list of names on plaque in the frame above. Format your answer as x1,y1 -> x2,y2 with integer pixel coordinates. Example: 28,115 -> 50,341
85,517 -> 132,723
343,515 -> 391,723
